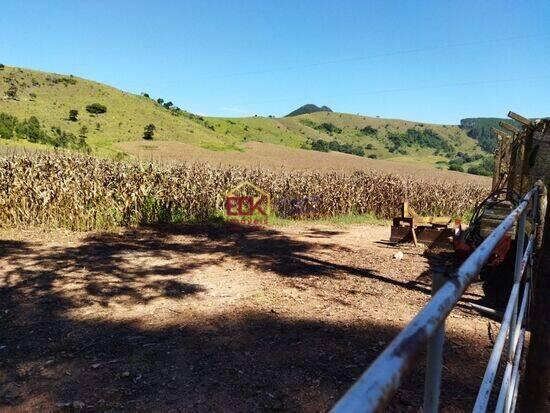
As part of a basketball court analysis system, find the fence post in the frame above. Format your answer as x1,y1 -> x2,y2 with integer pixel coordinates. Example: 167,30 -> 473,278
423,270 -> 446,413
520,182 -> 549,412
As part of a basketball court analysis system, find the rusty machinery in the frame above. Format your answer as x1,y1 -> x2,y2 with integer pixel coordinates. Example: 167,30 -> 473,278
454,111 -> 538,268
391,111 -> 539,262
390,111 -> 545,305
389,201 -> 454,247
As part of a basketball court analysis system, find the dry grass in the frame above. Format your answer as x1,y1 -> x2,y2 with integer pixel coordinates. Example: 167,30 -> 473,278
0,153 -> 488,231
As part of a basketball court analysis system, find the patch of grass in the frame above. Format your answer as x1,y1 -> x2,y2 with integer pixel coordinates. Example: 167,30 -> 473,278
200,142 -> 245,151
268,212 -> 388,227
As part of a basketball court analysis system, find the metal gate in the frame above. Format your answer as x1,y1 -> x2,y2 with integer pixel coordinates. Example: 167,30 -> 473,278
331,183 -> 544,413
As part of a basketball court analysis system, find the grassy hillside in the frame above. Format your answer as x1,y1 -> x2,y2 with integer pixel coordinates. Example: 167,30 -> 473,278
0,65 -> 486,169
0,66 -> 225,156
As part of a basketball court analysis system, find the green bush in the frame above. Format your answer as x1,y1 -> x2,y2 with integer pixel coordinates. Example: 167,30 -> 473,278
387,128 -> 454,156
69,109 -> 78,122
316,122 -> 342,134
85,103 -> 107,114
0,113 -> 18,139
6,84 -> 17,99
449,163 -> 464,172
311,139 -> 329,152
310,139 -> 365,156
143,123 -> 156,140
467,156 -> 494,176
359,126 -> 377,136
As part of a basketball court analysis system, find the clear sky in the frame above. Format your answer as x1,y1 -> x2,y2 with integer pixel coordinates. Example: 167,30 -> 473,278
1,1 -> 549,123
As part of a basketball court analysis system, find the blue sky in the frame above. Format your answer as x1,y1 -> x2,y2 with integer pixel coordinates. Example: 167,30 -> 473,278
1,1 -> 549,123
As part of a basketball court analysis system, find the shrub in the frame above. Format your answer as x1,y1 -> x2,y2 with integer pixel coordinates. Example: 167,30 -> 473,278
79,126 -> 88,139
85,103 -> 107,114
143,123 -> 156,140
0,113 -> 18,139
0,64 -> 5,69
387,128 -> 454,156
449,163 -> 464,172
311,139 -> 329,152
467,156 -> 494,176
310,139 -> 365,156
316,122 -> 342,134
6,84 -> 17,99
360,126 -> 377,136
69,109 -> 78,122
368,154 -> 378,159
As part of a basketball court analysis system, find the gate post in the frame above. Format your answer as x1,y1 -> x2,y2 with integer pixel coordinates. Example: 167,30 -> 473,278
519,120 -> 550,412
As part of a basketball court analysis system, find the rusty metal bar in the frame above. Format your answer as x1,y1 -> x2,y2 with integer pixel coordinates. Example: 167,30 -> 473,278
473,236 -> 533,413
331,187 -> 537,413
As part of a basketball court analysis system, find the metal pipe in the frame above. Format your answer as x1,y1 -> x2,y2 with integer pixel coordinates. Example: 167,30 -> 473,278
506,282 -> 530,413
510,208 -> 527,357
423,272 -> 445,413
472,283 -> 520,413
465,302 -> 502,318
496,282 -> 530,412
509,372 -> 521,413
506,330 -> 526,413
473,241 -> 533,413
331,187 -> 536,413
511,257 -> 532,356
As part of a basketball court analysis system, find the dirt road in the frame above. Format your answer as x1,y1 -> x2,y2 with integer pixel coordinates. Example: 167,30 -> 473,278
0,223 -> 497,412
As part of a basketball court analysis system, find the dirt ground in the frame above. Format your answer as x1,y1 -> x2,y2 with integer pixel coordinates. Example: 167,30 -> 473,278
0,223 -> 501,412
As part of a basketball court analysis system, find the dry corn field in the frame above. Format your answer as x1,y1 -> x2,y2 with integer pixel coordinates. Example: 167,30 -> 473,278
0,153 -> 489,231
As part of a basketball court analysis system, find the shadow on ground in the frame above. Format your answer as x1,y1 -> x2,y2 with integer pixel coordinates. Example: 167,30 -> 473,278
0,224 -> 492,412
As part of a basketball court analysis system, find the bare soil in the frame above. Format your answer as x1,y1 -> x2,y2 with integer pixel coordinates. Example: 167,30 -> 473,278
0,223 -> 499,412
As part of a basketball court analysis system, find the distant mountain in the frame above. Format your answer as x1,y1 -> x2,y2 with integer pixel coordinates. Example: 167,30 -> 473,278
285,104 -> 333,117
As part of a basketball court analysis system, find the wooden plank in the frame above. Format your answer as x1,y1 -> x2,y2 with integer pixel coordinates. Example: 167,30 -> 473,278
499,121 -> 521,134
507,111 -> 533,127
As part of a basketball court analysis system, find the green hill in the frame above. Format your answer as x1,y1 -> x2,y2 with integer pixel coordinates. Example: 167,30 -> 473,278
0,65 -> 487,169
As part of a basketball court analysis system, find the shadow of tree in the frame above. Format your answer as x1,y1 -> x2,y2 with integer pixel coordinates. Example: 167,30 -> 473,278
0,225 -> 492,412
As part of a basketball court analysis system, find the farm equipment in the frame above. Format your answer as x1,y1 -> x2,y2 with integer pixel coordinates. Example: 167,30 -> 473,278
454,111 -> 536,265
390,111 -> 538,262
452,111 -> 544,305
389,201 -> 454,247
